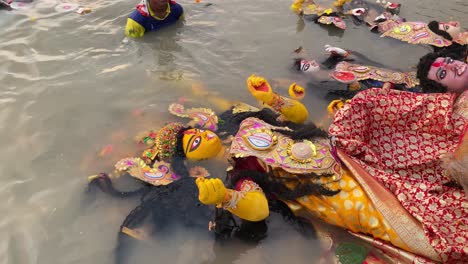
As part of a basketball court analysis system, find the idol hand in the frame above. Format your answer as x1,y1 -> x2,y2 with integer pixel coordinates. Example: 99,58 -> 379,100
324,44 -> 350,57
196,178 -> 227,205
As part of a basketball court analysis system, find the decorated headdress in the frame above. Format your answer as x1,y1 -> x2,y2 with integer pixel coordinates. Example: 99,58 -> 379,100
137,122 -> 186,162
104,118 -> 216,187
115,102 -> 224,186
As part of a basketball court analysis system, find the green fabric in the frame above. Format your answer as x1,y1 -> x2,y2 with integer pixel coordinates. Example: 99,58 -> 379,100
335,242 -> 368,264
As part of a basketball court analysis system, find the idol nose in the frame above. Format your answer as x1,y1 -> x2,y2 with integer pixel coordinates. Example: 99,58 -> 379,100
449,21 -> 459,27
446,63 -> 457,71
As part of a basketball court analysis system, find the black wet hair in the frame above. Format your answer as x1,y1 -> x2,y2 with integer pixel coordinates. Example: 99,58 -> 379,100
325,89 -> 358,101
228,169 -> 339,200
114,176 -> 214,264
416,50 -> 464,93
171,126 -> 193,178
417,52 -> 447,93
87,173 -> 150,199
293,58 -> 303,72
218,108 -> 328,140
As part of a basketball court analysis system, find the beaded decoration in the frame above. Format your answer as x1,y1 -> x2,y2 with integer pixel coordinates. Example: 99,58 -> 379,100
154,122 -> 185,160
136,122 -> 185,161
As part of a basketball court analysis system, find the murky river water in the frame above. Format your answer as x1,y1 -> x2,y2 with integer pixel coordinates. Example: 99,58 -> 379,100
0,0 -> 466,263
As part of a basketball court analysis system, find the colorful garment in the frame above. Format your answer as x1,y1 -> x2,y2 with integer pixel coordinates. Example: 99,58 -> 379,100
329,89 -> 467,262
380,21 -> 452,47
229,117 -> 438,262
226,88 -> 467,262
334,61 -> 420,88
125,0 -> 183,38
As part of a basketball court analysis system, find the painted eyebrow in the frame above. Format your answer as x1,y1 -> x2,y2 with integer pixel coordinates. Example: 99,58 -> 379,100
185,135 -> 195,153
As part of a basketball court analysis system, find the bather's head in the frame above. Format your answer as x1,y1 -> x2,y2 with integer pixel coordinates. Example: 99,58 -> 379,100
149,0 -> 169,11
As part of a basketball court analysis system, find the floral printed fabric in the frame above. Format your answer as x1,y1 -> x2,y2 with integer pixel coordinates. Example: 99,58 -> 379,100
329,88 -> 467,263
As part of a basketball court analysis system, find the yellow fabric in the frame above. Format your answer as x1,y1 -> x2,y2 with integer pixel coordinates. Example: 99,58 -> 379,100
286,170 -> 409,251
125,18 -> 145,38
226,191 -> 269,222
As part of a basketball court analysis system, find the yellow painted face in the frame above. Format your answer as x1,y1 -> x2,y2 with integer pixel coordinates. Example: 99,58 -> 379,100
182,129 -> 222,160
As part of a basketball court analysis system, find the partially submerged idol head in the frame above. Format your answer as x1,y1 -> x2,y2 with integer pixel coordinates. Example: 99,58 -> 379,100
181,128 -> 222,160
428,20 -> 462,41
417,52 -> 468,93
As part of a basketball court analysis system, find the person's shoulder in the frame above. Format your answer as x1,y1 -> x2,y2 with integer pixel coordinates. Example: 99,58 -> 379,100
170,2 -> 183,13
128,9 -> 144,20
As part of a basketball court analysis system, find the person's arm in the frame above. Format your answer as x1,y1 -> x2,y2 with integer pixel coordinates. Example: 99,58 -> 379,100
442,130 -> 468,195
196,178 -> 269,222
125,18 -> 145,38
178,5 -> 184,20
178,11 -> 185,21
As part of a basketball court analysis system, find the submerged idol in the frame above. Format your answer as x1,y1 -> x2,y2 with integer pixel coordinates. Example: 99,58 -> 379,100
89,72 -> 466,263
193,75 -> 467,263
87,95 -> 321,263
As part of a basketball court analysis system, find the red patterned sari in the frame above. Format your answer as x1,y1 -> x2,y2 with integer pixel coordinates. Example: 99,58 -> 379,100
329,89 -> 467,263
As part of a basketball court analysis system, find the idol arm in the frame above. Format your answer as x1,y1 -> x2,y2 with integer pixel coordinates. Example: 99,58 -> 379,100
196,177 -> 269,222
221,185 -> 270,222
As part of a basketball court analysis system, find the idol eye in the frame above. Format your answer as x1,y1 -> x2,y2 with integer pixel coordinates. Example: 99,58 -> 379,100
439,70 -> 447,80
448,58 -> 454,64
444,25 -> 449,30
190,136 -> 201,152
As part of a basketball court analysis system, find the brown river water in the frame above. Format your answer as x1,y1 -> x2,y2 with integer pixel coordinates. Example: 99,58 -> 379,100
0,0 -> 466,263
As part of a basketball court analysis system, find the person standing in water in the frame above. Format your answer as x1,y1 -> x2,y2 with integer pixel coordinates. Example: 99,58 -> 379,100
125,0 -> 184,38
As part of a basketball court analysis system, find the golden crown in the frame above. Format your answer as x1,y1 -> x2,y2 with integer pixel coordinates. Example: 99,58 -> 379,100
138,122 -> 186,162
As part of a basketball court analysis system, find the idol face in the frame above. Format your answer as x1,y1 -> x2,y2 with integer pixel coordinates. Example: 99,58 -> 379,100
439,21 -> 461,38
182,128 -> 222,160
427,57 -> 468,93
